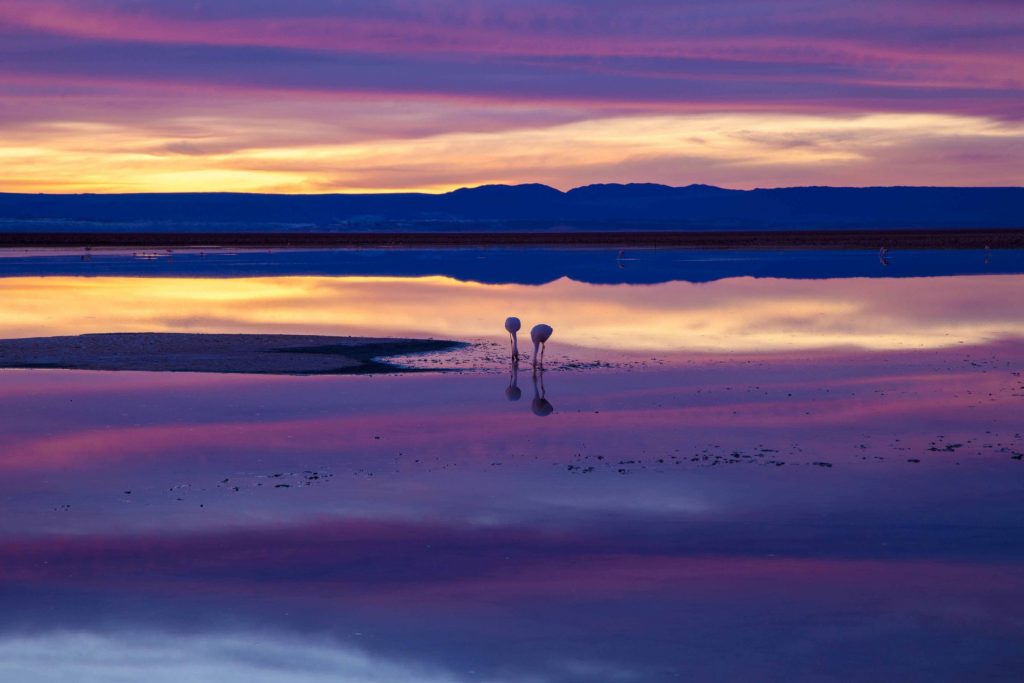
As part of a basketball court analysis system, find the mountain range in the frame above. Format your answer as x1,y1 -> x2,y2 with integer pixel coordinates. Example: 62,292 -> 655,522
0,183 -> 1022,232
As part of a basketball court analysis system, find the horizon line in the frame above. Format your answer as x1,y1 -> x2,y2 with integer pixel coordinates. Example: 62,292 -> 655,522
3,182 -> 1024,198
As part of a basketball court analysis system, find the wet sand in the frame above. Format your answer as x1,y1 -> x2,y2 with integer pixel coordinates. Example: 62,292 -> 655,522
0,228 -> 1022,249
0,333 -> 461,374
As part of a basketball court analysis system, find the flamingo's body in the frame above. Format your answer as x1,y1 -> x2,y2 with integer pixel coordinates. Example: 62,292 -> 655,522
530,323 -> 553,369
504,316 -> 521,361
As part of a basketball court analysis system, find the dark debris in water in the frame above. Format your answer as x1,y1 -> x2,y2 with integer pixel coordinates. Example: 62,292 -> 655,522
397,339 -> 662,374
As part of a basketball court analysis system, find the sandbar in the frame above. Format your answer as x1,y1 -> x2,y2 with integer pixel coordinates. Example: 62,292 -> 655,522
0,333 -> 462,375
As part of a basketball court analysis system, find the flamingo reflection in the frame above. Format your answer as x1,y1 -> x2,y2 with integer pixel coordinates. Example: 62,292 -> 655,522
505,358 -> 522,401
531,369 -> 554,417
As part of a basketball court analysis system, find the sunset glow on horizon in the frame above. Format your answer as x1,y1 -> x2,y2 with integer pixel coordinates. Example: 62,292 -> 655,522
2,0 -> 1023,194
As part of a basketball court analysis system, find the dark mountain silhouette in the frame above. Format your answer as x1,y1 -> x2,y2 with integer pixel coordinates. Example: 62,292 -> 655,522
1,247 -> 1021,285
0,183 -> 1021,232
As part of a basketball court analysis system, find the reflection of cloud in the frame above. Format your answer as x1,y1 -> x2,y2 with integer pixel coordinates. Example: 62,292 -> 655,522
2,366 -> 1002,475
0,630 -> 515,683
1,274 -> 1023,352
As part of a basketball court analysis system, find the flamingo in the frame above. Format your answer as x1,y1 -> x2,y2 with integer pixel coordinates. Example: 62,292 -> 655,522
530,323 -> 553,369
504,316 -> 521,361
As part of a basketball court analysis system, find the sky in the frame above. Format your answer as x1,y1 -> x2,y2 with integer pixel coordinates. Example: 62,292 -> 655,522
1,0 -> 1022,194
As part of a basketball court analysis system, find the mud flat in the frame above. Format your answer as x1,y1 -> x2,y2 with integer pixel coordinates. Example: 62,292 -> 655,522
0,333 -> 461,374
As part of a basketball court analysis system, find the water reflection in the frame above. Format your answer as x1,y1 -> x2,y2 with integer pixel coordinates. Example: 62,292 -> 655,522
504,359 -> 521,401
0,340 -> 1022,680
2,273 -> 1024,352
531,369 -> 554,417
1,251 -> 1023,681
2,343 -> 1019,534
503,360 -> 555,416
2,247 -> 1022,284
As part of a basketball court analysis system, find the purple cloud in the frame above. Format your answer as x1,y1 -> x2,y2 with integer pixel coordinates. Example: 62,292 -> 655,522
0,0 -> 1020,117
0,0 -> 1021,190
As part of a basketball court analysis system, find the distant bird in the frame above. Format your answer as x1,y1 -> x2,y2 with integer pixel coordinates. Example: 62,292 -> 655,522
531,323 -> 553,369
878,246 -> 889,267
504,316 -> 521,361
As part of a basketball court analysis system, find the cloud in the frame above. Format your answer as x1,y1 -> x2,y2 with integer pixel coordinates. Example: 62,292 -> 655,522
0,1 -> 1021,190
2,110 -> 1022,192
0,630 -> 525,683
0,0 -> 1021,116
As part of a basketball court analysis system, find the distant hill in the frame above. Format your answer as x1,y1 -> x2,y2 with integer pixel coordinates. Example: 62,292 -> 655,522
0,184 -> 1022,232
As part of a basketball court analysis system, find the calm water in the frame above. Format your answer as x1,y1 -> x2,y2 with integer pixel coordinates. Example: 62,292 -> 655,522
1,248 -> 1022,682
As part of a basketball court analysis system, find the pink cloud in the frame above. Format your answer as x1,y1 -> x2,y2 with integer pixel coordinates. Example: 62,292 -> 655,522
0,0 -> 1020,116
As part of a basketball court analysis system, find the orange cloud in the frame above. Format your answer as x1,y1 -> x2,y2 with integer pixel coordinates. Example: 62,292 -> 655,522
2,111 -> 1022,193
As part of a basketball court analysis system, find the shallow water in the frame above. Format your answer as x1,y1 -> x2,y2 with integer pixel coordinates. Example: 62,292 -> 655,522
1,246 -> 1021,283
1,248 -> 1022,682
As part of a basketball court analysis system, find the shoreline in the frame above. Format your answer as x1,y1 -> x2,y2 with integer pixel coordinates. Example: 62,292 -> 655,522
0,229 -> 1021,250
